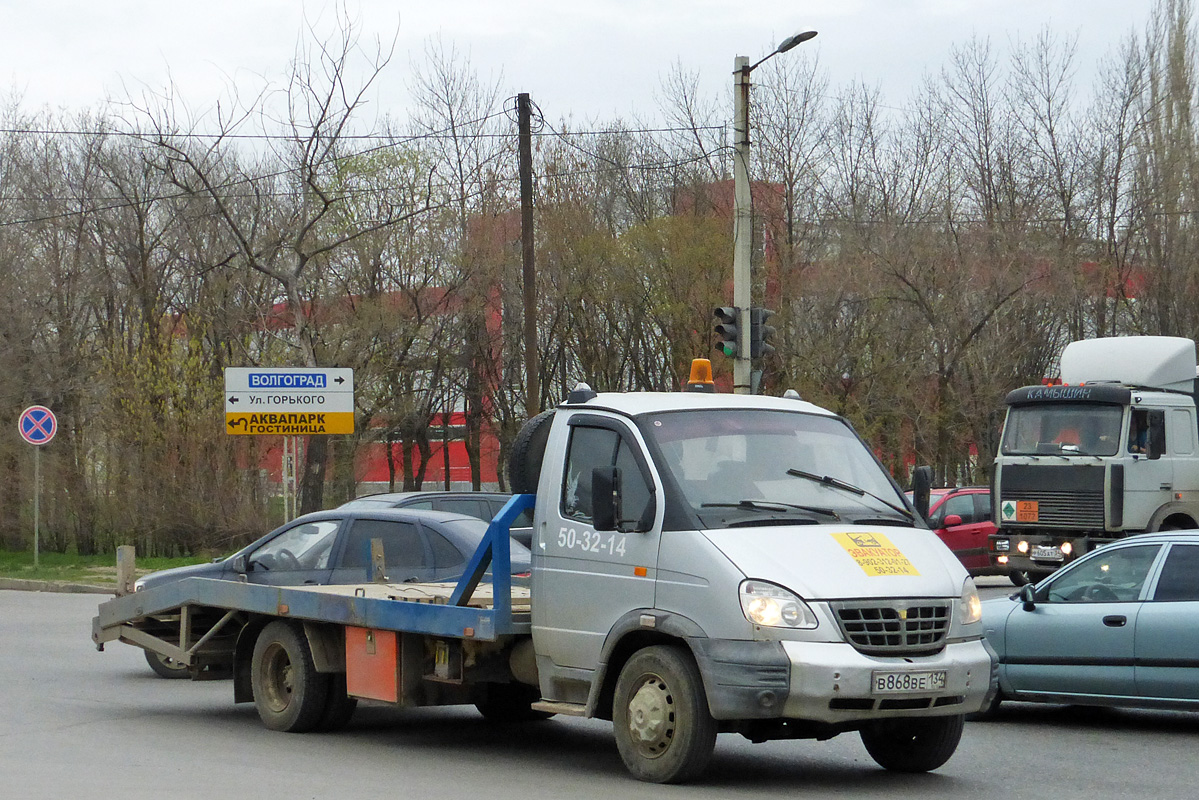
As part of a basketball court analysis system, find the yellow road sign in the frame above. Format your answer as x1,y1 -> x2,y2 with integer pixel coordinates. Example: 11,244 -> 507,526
225,412 -> 354,436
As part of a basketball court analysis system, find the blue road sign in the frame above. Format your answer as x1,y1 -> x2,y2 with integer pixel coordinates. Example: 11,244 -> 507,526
19,406 -> 57,446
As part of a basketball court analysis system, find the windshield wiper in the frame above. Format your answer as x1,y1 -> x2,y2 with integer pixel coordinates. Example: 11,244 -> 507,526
785,468 -> 914,521
701,499 -> 840,521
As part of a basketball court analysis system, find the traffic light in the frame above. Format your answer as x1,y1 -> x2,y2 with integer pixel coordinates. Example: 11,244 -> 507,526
713,306 -> 741,358
749,307 -> 776,357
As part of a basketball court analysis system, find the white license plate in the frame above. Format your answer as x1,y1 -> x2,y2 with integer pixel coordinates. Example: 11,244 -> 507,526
872,670 -> 948,695
1031,545 -> 1063,561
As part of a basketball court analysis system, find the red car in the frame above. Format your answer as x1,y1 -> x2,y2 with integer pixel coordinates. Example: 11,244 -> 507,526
924,487 -> 1000,576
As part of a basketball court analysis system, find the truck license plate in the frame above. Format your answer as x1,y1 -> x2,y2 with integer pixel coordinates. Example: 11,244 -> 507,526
872,670 -> 947,695
1031,545 -> 1063,561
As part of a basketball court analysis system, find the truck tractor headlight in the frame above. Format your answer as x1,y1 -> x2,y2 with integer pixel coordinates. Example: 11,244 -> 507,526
960,577 -> 982,625
739,580 -> 818,629
1017,540 -> 1029,554
1060,542 -> 1074,556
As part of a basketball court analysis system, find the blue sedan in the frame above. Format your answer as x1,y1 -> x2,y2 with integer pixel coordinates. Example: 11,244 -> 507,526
981,531 -> 1199,714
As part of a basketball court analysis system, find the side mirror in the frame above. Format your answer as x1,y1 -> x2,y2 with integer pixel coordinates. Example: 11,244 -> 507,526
231,554 -> 249,574
942,514 -> 963,528
592,466 -> 621,532
911,466 -> 933,522
1020,583 -> 1036,611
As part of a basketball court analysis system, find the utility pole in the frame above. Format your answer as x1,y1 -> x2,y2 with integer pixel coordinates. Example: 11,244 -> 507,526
517,93 -> 540,417
732,58 -> 753,395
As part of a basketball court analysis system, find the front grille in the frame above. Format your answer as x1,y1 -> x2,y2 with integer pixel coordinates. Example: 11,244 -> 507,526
999,489 -> 1105,528
831,600 -> 951,655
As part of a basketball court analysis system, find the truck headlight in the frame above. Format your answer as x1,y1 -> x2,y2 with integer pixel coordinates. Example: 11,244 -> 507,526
739,580 -> 818,629
960,577 -> 982,625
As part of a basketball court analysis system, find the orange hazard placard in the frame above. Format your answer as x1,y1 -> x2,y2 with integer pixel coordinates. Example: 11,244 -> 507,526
1016,501 -> 1039,522
831,532 -> 920,577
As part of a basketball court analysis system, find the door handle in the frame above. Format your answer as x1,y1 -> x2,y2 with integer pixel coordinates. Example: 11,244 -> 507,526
1102,615 -> 1126,627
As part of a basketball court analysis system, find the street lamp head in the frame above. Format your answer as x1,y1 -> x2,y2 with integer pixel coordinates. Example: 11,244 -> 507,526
777,30 -> 818,54
746,30 -> 818,72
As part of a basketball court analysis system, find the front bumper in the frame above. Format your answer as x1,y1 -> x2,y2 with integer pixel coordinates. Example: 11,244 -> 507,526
780,637 -> 995,724
690,635 -> 995,724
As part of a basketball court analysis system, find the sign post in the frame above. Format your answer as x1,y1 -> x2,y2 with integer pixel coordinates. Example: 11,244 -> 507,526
18,405 -> 57,568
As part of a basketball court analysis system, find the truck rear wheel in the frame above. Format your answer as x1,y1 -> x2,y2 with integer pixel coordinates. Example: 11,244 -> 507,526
859,714 -> 964,772
315,673 -> 358,731
251,620 -> 330,733
613,645 -> 716,784
144,649 -> 190,679
507,411 -> 555,495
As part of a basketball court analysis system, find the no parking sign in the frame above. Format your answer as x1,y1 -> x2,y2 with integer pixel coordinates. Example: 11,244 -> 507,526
19,405 -> 57,446
19,405 -> 56,568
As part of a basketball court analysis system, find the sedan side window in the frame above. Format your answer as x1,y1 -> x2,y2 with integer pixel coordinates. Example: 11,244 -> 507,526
1044,545 -> 1162,603
1152,544 -> 1199,602
938,494 -> 975,526
339,520 -> 423,570
427,531 -> 467,570
437,498 -> 491,520
250,521 -> 340,571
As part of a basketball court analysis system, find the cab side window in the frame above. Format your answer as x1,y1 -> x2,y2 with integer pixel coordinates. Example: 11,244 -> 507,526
562,425 -> 653,527
563,427 -> 618,521
1129,409 -> 1166,459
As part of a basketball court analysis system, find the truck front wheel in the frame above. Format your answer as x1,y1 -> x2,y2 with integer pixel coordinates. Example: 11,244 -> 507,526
859,714 -> 964,772
613,645 -> 716,784
251,620 -> 330,733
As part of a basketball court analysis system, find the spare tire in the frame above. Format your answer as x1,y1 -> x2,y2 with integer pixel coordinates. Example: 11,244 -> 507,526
508,410 -> 555,495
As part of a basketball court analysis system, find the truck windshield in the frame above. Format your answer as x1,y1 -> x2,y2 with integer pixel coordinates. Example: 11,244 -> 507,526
644,409 -> 906,518
1000,403 -> 1123,456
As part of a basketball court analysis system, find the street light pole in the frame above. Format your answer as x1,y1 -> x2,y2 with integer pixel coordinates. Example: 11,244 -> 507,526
731,31 -> 817,394
732,56 -> 753,394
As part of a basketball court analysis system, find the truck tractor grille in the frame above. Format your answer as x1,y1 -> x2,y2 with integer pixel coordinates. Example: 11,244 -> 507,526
998,490 -> 1105,528
830,600 -> 951,656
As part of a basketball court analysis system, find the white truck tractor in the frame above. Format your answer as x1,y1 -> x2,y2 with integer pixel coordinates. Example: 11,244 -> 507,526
991,336 -> 1199,584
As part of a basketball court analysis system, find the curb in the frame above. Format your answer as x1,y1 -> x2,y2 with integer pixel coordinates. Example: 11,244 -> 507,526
0,578 -> 115,595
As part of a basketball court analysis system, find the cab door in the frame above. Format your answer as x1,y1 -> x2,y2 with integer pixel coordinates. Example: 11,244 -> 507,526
531,415 -> 661,677
1125,408 -> 1172,527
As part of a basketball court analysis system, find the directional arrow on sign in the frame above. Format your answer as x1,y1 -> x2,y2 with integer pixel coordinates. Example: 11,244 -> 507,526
229,396 -> 240,404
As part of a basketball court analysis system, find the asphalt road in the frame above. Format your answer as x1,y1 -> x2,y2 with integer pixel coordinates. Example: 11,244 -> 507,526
3,588 -> 1197,800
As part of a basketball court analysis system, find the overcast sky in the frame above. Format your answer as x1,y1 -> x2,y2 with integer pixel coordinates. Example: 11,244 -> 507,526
1,1 -> 1162,129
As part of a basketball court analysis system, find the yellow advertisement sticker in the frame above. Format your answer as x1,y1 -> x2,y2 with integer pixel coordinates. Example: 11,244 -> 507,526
832,531 -> 920,577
